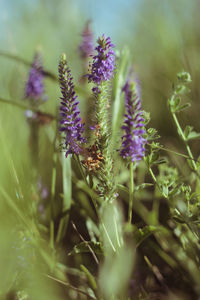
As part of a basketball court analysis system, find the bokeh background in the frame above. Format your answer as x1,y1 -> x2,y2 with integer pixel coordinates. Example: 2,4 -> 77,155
1,0 -> 200,135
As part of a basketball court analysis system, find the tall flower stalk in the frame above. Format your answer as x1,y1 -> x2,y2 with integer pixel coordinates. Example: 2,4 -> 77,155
79,21 -> 94,62
58,53 -> 86,157
120,77 -> 146,223
25,52 -> 45,103
86,35 -> 116,203
57,53 -> 86,244
24,51 -> 45,169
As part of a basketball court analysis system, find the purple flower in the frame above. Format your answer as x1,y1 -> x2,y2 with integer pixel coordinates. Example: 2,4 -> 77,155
79,21 -> 94,59
87,35 -> 115,87
120,78 -> 146,162
25,52 -> 45,101
58,54 -> 86,156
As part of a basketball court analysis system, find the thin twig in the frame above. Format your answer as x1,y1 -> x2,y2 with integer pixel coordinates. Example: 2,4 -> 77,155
45,274 -> 96,300
71,222 -> 99,265
0,96 -> 56,119
157,145 -> 199,162
0,51 -> 58,81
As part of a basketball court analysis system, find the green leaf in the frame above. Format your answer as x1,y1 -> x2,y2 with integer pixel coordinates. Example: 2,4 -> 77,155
135,183 -> 154,191
117,184 -> 129,194
196,157 -> 200,169
160,184 -> 169,198
156,158 -> 168,165
68,241 -> 103,256
186,131 -> 200,141
143,111 -> 151,125
150,152 -> 160,163
172,216 -> 185,224
80,264 -> 97,291
177,71 -> 192,83
173,97 -> 181,108
187,158 -> 195,170
133,226 -> 158,247
56,153 -> 72,243
175,103 -> 191,113
146,151 -> 166,166
112,46 -> 130,142
147,128 -> 160,140
184,125 -> 193,138
174,84 -> 189,95
183,125 -> 200,141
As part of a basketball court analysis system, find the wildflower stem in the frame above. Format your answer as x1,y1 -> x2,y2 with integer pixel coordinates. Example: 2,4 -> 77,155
75,155 -> 116,252
148,167 -> 157,184
45,274 -> 96,300
50,149 -> 57,248
56,153 -> 71,243
0,96 -> 56,119
29,121 -> 39,170
112,47 -> 129,143
76,155 -> 88,185
148,166 -> 164,221
75,155 -> 99,216
0,50 -> 57,81
156,144 -> 197,161
172,112 -> 197,171
128,162 -> 134,224
50,221 -> 55,249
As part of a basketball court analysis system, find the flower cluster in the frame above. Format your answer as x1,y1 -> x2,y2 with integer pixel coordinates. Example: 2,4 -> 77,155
25,52 -> 44,101
87,35 -> 115,89
79,21 -> 94,59
58,54 -> 86,156
120,78 -> 146,162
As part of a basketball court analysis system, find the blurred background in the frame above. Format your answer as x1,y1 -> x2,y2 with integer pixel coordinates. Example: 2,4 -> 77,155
1,0 -> 200,136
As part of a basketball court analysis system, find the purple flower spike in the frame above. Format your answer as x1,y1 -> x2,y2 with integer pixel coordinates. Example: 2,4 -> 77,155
25,52 -> 44,101
58,54 -> 86,157
79,21 -> 94,59
87,35 -> 115,86
120,78 -> 147,162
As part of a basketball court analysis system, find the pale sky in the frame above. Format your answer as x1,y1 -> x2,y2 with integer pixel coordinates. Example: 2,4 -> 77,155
0,0 -> 139,38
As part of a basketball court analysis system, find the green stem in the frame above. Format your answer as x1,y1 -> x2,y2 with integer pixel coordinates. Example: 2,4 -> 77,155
56,153 -> 71,243
76,155 -> 89,185
50,221 -> 55,249
156,145 -> 198,162
149,167 -> 157,184
0,96 -> 56,118
112,47 -> 129,143
128,162 -> 134,224
75,155 -> 116,252
29,117 -> 40,187
0,51 -> 57,81
148,166 -> 163,221
172,112 -> 197,171
50,150 -> 57,248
